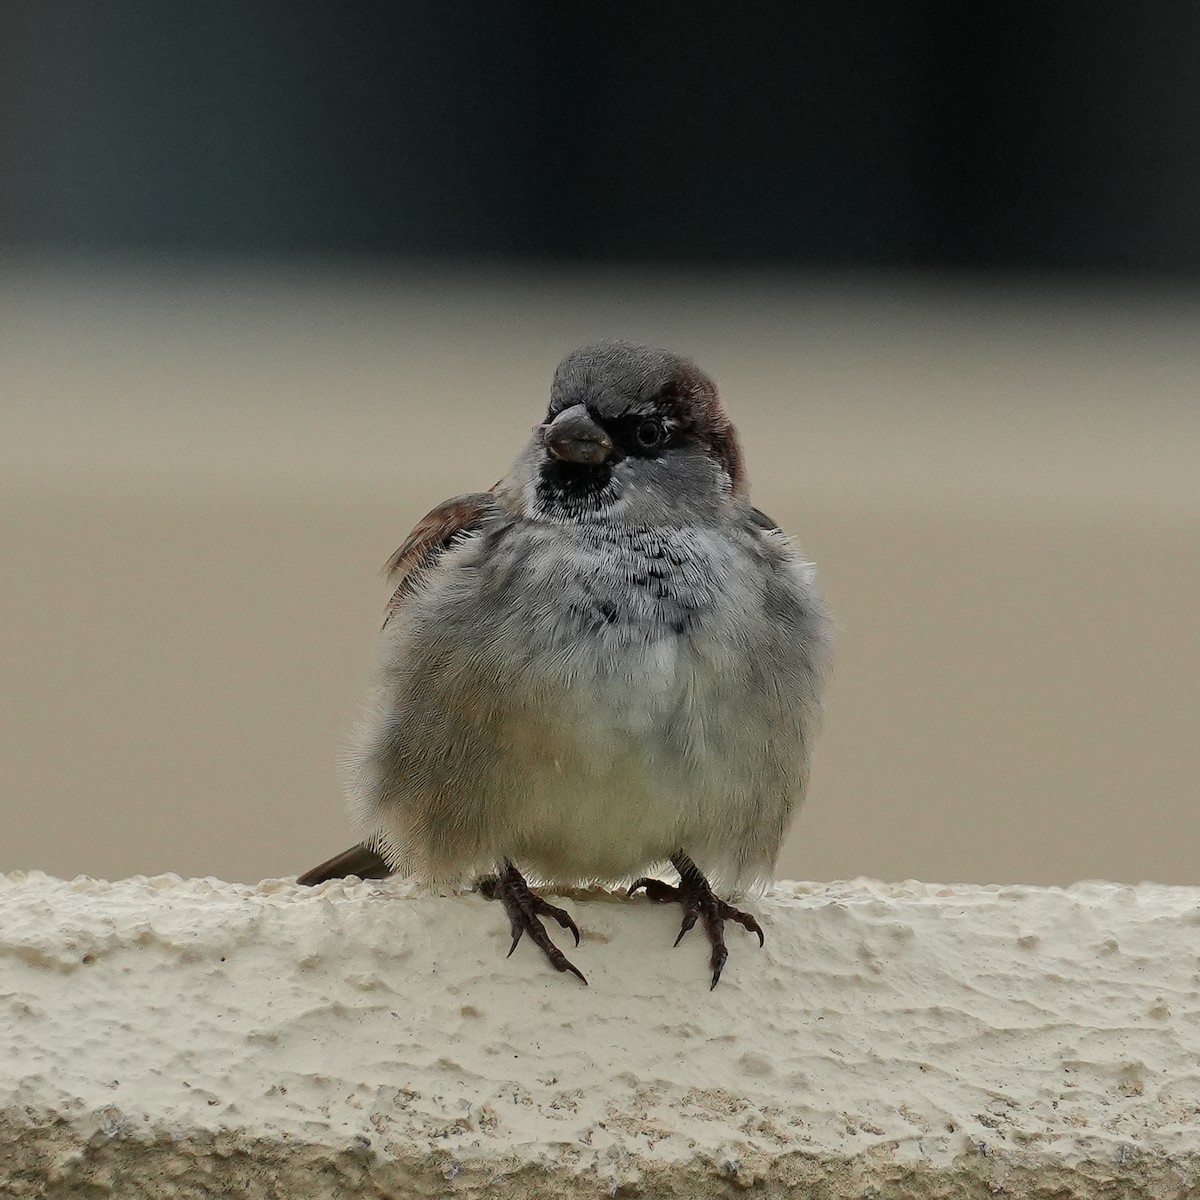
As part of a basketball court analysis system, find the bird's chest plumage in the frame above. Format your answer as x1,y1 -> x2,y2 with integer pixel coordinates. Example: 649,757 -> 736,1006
476,521 -> 753,730
477,519 -> 794,797
434,520 -> 767,875
370,514 -> 819,884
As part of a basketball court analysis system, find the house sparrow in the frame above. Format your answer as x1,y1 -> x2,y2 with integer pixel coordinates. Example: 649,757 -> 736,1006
299,340 -> 831,988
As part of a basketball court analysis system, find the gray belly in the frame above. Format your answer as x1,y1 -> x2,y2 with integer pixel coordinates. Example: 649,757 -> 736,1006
355,519 -> 827,887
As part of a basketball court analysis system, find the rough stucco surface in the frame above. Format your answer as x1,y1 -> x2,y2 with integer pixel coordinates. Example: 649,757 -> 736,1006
2,871 -> 1199,1198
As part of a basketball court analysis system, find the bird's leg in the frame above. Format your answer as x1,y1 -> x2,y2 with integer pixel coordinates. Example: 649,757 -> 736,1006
475,858 -> 587,985
629,851 -> 764,989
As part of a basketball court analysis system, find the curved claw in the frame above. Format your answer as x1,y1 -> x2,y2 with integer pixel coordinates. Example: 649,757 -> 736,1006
536,927 -> 588,984
635,854 -> 766,989
481,860 -> 588,985
745,918 -> 765,948
709,943 -> 729,990
721,904 -> 765,948
673,910 -> 699,946
556,956 -> 588,986
630,877 -> 683,904
537,900 -> 581,947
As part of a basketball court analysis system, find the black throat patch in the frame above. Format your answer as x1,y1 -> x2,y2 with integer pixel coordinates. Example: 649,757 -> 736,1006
535,458 -> 615,518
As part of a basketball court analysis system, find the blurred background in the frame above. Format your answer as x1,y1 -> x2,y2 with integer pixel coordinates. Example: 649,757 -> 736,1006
2,5 -> 1197,887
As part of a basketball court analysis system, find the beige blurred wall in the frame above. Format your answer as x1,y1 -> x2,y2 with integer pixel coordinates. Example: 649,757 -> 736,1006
2,265 -> 1197,886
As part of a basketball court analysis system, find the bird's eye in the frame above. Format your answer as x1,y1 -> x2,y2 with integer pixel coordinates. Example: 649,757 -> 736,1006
634,418 -> 665,449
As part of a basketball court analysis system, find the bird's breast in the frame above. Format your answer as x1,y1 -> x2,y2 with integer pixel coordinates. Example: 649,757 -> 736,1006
367,514 -> 824,884
446,521 -> 778,748
489,521 -> 738,656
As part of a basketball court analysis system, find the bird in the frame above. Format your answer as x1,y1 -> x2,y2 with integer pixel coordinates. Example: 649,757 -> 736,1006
298,340 -> 831,988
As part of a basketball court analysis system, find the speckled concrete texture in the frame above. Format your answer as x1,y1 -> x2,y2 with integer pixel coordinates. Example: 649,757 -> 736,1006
2,872 -> 1199,1197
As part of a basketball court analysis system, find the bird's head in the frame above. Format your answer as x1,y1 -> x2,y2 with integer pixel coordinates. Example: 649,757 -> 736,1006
511,340 -> 746,525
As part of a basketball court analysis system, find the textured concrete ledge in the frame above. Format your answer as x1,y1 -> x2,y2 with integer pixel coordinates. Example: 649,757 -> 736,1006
2,871 -> 1199,1198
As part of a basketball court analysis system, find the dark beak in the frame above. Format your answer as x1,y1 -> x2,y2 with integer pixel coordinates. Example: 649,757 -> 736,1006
543,405 -> 613,466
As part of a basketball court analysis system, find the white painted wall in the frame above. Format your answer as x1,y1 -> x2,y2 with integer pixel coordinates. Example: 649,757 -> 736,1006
3,872 -> 1198,1196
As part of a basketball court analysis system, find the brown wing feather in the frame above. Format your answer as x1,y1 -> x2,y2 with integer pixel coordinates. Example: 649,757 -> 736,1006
382,491 -> 493,627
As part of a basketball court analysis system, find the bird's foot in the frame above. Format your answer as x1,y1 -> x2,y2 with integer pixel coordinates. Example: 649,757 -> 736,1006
476,859 -> 587,985
629,853 -> 763,989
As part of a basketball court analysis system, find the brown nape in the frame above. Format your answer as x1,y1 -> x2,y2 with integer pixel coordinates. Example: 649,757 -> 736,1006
296,844 -> 392,885
703,414 -> 746,496
669,367 -> 747,496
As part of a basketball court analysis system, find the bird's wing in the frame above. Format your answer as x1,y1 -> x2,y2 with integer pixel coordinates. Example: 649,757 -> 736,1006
381,491 -> 494,628
297,492 -> 496,886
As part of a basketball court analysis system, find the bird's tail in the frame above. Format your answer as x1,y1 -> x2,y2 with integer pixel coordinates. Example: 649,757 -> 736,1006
296,844 -> 392,886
